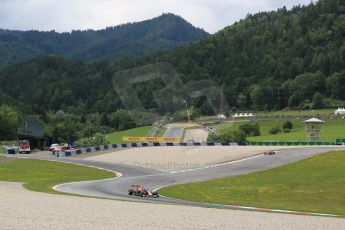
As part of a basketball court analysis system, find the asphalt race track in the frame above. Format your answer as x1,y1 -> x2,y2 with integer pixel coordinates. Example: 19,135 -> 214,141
16,146 -> 345,209
163,126 -> 185,138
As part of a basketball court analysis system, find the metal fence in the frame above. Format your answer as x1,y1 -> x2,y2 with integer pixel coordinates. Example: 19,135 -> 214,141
247,141 -> 338,146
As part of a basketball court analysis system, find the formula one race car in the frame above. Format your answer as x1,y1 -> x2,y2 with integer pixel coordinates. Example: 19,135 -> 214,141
128,185 -> 159,198
264,150 -> 276,155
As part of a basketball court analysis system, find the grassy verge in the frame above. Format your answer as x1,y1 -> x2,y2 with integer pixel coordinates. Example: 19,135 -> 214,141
209,119 -> 345,142
106,126 -> 152,144
157,127 -> 167,137
160,151 -> 345,215
0,159 -> 115,193
249,119 -> 345,142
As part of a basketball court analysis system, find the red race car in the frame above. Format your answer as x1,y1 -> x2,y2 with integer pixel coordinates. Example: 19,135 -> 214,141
128,185 -> 159,198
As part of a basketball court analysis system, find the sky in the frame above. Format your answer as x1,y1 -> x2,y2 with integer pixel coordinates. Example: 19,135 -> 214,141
0,0 -> 313,33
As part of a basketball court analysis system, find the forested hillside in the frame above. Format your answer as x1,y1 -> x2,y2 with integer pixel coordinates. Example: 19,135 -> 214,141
1,0 -> 345,142
0,13 -> 208,67
159,0 -> 345,110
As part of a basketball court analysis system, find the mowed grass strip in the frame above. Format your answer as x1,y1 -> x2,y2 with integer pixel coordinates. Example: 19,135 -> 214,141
0,158 -> 115,193
107,126 -> 152,144
159,151 -> 345,215
255,109 -> 335,116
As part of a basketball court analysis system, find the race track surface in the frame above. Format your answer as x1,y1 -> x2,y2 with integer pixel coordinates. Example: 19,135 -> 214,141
22,146 -> 344,209
163,126 -> 185,138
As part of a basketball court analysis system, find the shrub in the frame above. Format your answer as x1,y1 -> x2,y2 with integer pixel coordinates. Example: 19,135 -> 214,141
207,130 -> 247,144
283,121 -> 293,130
253,123 -> 261,136
239,123 -> 261,137
93,133 -> 109,146
231,130 -> 247,144
220,130 -> 247,144
207,133 -> 222,142
283,128 -> 291,133
269,127 -> 281,135
76,133 -> 109,147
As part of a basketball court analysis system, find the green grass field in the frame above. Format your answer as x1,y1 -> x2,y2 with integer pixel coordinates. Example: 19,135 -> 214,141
106,126 -> 152,144
210,119 -> 345,142
199,109 -> 336,122
0,158 -> 115,193
160,151 -> 345,215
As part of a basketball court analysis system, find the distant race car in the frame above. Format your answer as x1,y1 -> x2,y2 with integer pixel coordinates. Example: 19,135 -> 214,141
264,151 -> 276,155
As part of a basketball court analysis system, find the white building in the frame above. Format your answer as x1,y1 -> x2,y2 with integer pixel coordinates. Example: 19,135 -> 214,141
334,108 -> 345,115
231,112 -> 255,119
304,118 -> 325,141
217,114 -> 227,120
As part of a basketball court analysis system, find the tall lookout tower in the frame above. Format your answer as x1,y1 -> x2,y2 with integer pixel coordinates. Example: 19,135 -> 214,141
303,118 -> 325,141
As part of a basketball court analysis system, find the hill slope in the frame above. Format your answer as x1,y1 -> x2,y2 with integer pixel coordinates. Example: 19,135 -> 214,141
0,13 -> 208,67
0,0 -> 345,115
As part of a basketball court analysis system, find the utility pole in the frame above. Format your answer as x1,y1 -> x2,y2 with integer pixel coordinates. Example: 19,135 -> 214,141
220,86 -> 224,115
